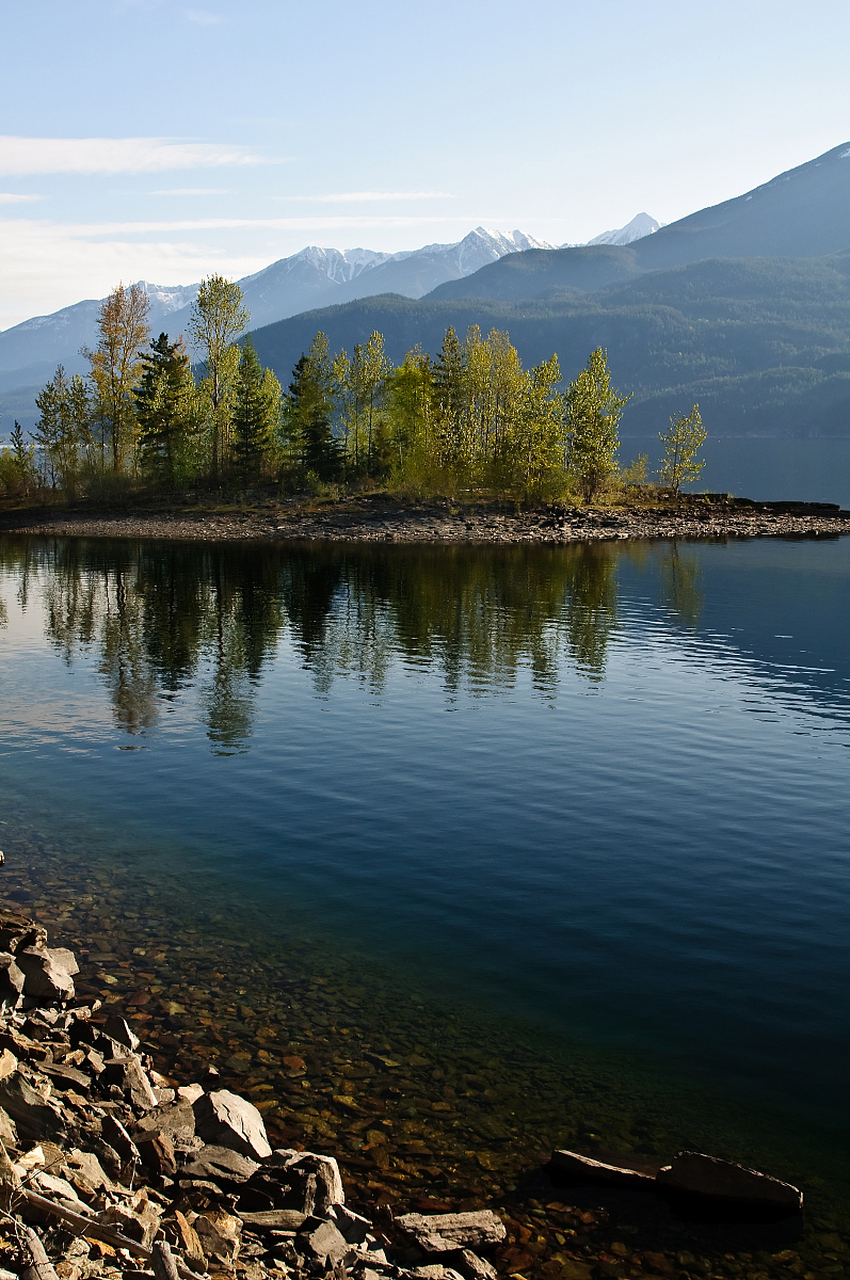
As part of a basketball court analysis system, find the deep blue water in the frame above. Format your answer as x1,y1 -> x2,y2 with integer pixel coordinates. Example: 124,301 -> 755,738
0,534 -> 848,1160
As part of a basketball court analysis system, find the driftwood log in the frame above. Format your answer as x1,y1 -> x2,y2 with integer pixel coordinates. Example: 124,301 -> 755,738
20,1225 -> 60,1280
18,1189 -> 200,1280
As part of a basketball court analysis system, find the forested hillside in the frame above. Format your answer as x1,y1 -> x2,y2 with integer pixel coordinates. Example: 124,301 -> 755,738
248,253 -> 850,438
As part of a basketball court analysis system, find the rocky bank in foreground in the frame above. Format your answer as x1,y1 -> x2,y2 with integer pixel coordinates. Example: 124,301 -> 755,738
1,496 -> 849,545
0,905 -> 830,1280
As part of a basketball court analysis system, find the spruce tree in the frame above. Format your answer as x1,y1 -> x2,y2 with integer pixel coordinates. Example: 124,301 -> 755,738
135,333 -> 196,487
232,340 -> 281,484
285,334 -> 341,481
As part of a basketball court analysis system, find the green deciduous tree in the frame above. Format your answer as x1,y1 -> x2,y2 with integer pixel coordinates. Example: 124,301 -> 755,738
565,347 -> 631,502
0,421 -> 37,497
135,333 -> 198,487
385,349 -> 434,487
188,275 -> 250,482
333,330 -> 392,473
34,366 -> 93,493
658,403 -> 706,493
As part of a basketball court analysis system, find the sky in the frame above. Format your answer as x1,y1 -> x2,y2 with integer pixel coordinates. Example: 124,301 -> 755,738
0,0 -> 848,329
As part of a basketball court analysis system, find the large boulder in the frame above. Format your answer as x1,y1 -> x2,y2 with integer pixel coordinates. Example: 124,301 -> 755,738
17,946 -> 78,1004
656,1151 -> 802,1211
0,910 -> 46,955
192,1088 -> 271,1161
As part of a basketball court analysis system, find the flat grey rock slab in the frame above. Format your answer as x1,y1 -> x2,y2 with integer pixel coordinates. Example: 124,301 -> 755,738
182,1144 -> 260,1183
395,1211 -> 506,1254
237,1209 -> 307,1230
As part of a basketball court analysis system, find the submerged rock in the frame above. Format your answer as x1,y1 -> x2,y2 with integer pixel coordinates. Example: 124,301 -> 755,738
549,1149 -> 656,1188
657,1150 -> 803,1210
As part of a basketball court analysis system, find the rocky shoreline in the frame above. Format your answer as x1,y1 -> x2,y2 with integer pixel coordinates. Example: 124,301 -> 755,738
1,495 -> 849,545
0,905 -> 835,1280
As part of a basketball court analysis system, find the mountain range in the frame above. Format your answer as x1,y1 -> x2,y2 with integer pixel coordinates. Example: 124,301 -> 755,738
0,227 -> 556,405
244,143 -> 850,439
3,141 -> 850,440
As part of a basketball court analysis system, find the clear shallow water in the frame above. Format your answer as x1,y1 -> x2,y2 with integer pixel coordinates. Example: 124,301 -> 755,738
1,534 -> 849,1243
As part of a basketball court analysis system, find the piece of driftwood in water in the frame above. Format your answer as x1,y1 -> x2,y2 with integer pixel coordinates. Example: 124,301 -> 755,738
548,1149 -> 656,1188
20,1225 -> 60,1280
656,1151 -> 803,1210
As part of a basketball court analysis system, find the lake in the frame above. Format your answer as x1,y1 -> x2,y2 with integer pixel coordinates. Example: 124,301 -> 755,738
625,435 -> 850,508
1,533 -> 849,1262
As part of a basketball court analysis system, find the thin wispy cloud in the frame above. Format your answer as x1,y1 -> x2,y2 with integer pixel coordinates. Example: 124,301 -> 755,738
151,188 -> 231,196
47,215 -> 467,234
186,8 -> 224,24
0,193 -> 41,204
282,191 -> 456,203
0,137 -> 271,176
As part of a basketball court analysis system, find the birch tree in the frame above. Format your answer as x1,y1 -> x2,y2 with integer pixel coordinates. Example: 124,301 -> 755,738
565,347 -> 631,502
86,282 -> 150,473
658,404 -> 706,494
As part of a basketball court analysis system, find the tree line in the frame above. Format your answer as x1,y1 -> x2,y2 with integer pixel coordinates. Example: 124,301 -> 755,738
0,275 -> 706,504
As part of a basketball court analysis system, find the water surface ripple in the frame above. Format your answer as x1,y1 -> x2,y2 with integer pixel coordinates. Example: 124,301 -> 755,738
0,534 -> 848,1187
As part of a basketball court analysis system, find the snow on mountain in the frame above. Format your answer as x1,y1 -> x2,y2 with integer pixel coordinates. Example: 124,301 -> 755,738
396,227 -> 555,275
583,212 -> 662,247
0,228 -> 554,394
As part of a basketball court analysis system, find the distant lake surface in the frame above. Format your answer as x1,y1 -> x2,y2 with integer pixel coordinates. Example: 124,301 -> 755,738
0,533 -> 849,1228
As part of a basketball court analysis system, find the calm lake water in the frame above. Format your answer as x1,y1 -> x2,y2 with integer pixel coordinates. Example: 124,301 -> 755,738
0,534 -> 849,1258
626,436 -> 850,508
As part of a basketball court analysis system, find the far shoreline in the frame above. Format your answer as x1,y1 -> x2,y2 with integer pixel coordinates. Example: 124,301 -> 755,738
1,492 -> 850,545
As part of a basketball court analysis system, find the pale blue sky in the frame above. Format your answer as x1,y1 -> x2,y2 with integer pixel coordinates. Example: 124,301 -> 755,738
0,0 -> 848,327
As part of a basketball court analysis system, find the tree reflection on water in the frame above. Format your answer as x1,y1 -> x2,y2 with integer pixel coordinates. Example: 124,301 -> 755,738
0,536 -> 701,749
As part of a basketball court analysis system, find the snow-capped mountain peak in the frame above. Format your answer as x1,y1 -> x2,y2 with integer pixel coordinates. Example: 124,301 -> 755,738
583,212 -> 662,247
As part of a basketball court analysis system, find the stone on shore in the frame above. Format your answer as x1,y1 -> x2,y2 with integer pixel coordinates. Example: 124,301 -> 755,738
182,1143 -> 260,1184
103,1052 -> 158,1111
656,1150 -> 803,1210
0,955 -> 25,1010
0,911 -> 46,955
395,1211 -> 506,1255
193,1087 -> 271,1160
16,947 -> 78,1005
194,1207 -> 242,1267
296,1215 -> 352,1267
276,1149 -> 345,1214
